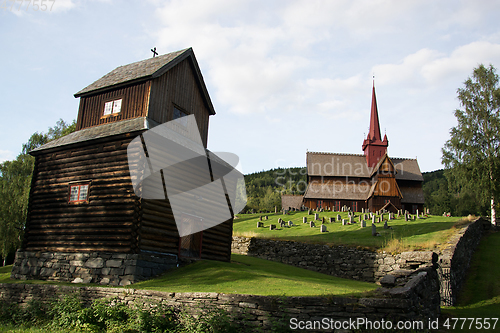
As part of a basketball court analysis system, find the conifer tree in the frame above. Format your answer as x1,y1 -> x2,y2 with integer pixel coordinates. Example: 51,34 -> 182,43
442,64 -> 500,226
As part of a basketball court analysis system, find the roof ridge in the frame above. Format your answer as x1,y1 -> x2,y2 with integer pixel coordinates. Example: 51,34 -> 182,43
307,152 -> 365,157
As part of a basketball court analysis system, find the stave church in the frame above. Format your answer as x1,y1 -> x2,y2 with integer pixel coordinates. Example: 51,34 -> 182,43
302,84 -> 425,214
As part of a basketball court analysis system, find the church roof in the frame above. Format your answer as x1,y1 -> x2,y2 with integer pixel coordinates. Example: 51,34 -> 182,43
306,152 -> 424,181
30,117 -> 158,155
281,194 -> 304,210
400,186 -> 425,204
303,181 -> 372,200
74,48 -> 215,115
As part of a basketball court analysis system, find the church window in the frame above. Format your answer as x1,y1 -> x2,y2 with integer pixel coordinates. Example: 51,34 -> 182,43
103,99 -> 122,116
69,182 -> 90,203
173,106 -> 188,127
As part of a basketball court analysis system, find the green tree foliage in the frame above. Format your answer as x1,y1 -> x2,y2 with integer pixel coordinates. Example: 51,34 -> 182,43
442,64 -> 500,226
244,167 -> 307,212
0,119 -> 76,265
423,169 -> 487,216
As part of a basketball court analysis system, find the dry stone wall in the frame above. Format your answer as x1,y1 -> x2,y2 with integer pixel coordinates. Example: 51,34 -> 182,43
0,266 -> 439,330
232,237 -> 436,283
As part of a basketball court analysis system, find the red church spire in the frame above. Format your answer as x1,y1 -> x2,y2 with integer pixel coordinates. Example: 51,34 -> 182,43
362,82 -> 388,167
368,84 -> 382,141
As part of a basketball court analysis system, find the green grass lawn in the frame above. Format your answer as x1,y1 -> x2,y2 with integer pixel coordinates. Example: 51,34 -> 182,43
440,231 -> 500,332
133,253 -> 378,296
1,254 -> 378,296
234,211 -> 467,252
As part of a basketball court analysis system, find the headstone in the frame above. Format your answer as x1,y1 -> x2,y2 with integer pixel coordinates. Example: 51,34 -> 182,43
329,217 -> 334,223
359,216 -> 362,223
416,209 -> 419,217
259,216 -> 262,221
384,221 -> 388,229
270,224 -> 276,230
336,214 -> 341,221
314,213 -> 319,220
380,213 -> 384,221
257,222 -> 263,228
320,225 -> 328,233
280,221 -> 286,228
372,223 -> 377,236
342,219 -> 347,226
372,215 -> 376,224
303,217 -> 307,223
308,209 -> 311,215
309,221 -> 315,228
349,215 -> 354,223
361,220 -> 366,228
265,216 -> 268,220
322,217 -> 326,224
413,215 -> 416,221
404,214 -> 408,222
288,221 -> 294,227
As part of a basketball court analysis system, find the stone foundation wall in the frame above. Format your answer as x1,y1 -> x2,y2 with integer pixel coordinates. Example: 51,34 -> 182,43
0,266 -> 440,329
10,250 -> 177,286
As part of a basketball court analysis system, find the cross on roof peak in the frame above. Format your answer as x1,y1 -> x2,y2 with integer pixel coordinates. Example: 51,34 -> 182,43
151,47 -> 158,58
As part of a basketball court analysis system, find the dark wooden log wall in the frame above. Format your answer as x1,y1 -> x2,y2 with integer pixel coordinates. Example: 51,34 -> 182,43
302,199 -> 367,212
24,135 -> 139,253
76,81 -> 151,131
148,58 -> 210,148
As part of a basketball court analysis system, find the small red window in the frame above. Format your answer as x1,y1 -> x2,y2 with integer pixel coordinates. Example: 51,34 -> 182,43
69,183 -> 90,203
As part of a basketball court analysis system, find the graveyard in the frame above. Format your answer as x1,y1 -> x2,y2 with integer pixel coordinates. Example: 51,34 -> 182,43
233,209 -> 467,252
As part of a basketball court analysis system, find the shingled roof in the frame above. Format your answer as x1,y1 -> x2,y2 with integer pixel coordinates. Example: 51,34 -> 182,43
74,48 -> 215,115
306,152 -> 423,181
30,117 -> 158,155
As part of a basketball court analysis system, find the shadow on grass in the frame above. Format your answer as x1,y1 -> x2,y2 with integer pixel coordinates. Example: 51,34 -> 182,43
133,254 -> 378,297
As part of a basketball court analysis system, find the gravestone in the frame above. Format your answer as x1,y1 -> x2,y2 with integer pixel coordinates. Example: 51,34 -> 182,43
384,221 -> 388,229
372,223 -> 377,236
349,215 -> 354,223
257,222 -> 263,228
259,216 -> 262,221
314,213 -> 319,220
303,217 -> 307,223
372,215 -> 376,224
280,221 -> 286,228
329,217 -> 334,223
265,216 -> 268,220
308,209 -> 311,215
342,219 -> 347,226
320,225 -> 328,233
288,221 -> 294,227
309,221 -> 315,228
361,220 -> 366,228
404,214 -> 408,222
380,213 -> 384,221
270,224 -> 276,230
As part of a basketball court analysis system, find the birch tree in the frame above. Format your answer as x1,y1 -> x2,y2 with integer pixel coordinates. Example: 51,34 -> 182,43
442,64 -> 500,226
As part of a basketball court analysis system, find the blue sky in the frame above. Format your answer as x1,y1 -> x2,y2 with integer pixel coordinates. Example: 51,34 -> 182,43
2,0 -> 500,175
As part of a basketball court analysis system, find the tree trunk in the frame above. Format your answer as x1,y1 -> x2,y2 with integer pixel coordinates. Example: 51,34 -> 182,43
2,258 -> 5,267
492,196 -> 497,227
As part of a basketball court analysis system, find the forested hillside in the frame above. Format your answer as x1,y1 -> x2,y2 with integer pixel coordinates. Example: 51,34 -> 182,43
243,168 -> 493,216
244,167 -> 306,212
